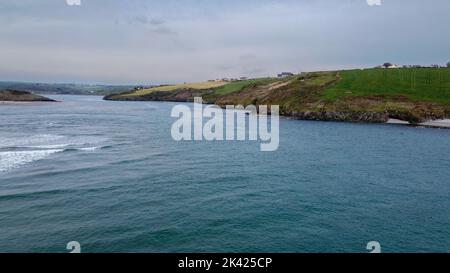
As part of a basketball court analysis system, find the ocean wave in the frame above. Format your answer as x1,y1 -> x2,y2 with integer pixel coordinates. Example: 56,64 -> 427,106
62,145 -> 111,153
0,134 -> 65,149
25,144 -> 70,149
78,146 -> 101,152
0,134 -> 111,172
0,149 -> 63,173
0,134 -> 108,149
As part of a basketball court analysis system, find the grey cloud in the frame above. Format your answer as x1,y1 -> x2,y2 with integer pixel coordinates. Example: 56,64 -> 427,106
239,54 -> 258,61
152,26 -> 177,35
149,19 -> 165,26
242,67 -> 267,75
216,65 -> 233,71
115,15 -> 177,36
122,15 -> 166,26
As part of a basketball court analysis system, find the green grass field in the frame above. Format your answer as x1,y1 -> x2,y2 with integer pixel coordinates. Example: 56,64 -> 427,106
210,78 -> 281,95
322,68 -> 450,104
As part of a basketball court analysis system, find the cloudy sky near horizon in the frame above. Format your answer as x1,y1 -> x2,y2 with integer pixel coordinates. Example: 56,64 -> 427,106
0,0 -> 449,85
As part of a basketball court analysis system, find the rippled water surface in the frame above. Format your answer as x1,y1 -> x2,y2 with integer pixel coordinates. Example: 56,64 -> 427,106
0,95 -> 449,253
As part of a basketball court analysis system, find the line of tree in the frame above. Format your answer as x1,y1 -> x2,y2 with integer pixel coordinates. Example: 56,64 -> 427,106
447,62 -> 450,68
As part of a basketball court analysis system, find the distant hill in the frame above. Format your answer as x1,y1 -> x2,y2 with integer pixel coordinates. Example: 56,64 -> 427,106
0,81 -> 148,96
105,68 -> 450,124
0,90 -> 56,102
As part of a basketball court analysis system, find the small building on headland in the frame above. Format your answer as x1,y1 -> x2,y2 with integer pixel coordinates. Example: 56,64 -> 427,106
277,72 -> 294,78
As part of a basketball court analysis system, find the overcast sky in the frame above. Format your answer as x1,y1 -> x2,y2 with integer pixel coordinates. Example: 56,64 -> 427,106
0,0 -> 449,85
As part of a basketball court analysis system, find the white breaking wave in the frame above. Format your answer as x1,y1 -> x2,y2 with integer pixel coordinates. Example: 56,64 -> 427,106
77,146 -> 101,152
30,144 -> 70,149
0,134 -> 65,149
0,149 -> 63,173
0,134 -> 107,149
0,134 -> 109,173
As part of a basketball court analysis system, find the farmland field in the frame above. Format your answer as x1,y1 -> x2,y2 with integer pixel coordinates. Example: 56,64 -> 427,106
322,68 -> 450,104
127,81 -> 228,96
210,78 -> 281,95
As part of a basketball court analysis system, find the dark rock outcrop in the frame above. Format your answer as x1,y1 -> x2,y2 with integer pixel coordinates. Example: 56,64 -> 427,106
289,111 -> 389,123
0,90 -> 56,102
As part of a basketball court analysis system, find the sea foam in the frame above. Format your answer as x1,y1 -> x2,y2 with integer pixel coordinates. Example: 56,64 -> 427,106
0,149 -> 63,173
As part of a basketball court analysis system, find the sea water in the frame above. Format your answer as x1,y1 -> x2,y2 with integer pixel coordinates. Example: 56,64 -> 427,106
0,95 -> 449,253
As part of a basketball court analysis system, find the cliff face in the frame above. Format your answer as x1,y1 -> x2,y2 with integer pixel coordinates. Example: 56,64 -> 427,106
289,111 -> 389,123
0,90 -> 56,102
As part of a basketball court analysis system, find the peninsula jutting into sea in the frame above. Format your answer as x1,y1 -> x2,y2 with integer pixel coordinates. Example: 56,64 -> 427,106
104,66 -> 450,126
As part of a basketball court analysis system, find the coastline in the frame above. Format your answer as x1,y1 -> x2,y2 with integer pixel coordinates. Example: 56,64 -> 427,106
104,95 -> 450,129
387,118 -> 450,128
286,114 -> 450,129
416,119 -> 450,129
104,69 -> 450,128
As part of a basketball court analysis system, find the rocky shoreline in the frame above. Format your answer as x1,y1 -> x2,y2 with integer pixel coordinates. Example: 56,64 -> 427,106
106,94 -> 450,128
285,110 -> 389,123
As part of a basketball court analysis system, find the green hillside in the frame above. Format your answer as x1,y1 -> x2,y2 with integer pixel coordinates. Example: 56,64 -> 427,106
105,68 -> 450,123
323,68 -> 450,104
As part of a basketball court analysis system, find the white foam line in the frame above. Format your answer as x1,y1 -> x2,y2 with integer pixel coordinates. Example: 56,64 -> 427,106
0,149 -> 63,173
78,146 -> 101,152
27,144 -> 69,149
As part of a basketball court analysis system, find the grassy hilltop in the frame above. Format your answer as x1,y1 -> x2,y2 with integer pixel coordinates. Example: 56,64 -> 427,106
323,68 -> 450,104
105,68 -> 450,123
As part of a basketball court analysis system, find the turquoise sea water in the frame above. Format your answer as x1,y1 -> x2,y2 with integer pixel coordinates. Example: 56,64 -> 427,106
0,95 -> 449,253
